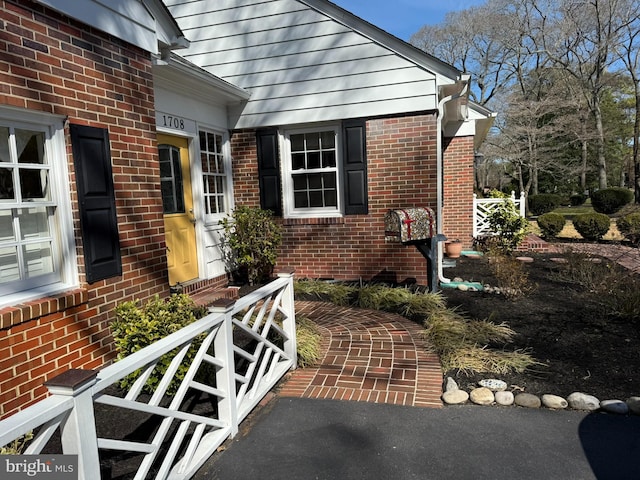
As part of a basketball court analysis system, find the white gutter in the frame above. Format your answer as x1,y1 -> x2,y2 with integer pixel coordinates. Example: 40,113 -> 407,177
436,74 -> 470,285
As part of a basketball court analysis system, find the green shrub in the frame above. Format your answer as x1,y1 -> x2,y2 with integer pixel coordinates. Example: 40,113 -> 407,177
486,198 -> 529,253
528,194 -> 562,216
111,294 -> 208,395
591,188 -> 634,214
572,213 -> 611,241
569,194 -> 587,206
616,212 -> 640,244
537,212 -> 566,239
219,206 -> 282,285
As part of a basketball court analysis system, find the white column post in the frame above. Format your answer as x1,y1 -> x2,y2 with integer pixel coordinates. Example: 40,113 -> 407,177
209,298 -> 240,437
472,193 -> 478,238
277,268 -> 297,370
44,369 -> 100,480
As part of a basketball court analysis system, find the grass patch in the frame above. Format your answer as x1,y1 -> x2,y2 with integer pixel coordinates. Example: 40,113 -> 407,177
296,315 -> 322,367
423,311 -> 542,375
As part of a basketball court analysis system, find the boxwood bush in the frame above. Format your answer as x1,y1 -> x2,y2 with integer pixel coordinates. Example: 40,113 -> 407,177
537,212 -> 565,239
111,294 -> 208,395
528,194 -> 562,216
591,187 -> 633,214
572,213 -> 611,241
569,194 -> 587,206
616,212 -> 640,244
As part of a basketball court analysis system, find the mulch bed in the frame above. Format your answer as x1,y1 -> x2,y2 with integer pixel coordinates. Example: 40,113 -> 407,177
439,249 -> 640,401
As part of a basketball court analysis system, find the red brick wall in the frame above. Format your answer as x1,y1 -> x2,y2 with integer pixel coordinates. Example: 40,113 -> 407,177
443,136 -> 475,247
0,0 -> 169,418
231,114 -> 445,285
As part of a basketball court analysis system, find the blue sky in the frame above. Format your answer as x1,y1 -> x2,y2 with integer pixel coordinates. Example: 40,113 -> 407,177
331,0 -> 486,41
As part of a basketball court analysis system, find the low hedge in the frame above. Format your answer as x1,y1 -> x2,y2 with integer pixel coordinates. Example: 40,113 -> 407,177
572,213 -> 611,241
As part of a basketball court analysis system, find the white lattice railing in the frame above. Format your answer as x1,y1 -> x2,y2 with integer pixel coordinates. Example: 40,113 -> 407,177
0,271 -> 297,480
473,191 -> 526,237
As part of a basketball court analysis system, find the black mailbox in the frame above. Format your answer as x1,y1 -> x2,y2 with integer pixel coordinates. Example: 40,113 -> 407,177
384,207 -> 445,292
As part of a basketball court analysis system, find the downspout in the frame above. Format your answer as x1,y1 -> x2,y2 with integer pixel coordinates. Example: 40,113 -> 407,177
436,75 -> 470,285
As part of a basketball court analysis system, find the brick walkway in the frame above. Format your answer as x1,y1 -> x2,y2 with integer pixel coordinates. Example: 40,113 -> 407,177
557,242 -> 640,274
277,301 -> 443,408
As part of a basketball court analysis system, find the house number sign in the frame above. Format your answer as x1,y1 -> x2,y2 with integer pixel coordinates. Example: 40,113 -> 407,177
156,111 -> 197,136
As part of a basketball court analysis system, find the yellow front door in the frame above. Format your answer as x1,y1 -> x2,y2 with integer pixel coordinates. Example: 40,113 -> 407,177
158,134 -> 198,286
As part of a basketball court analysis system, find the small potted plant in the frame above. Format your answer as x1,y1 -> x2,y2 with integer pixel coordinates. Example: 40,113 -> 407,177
444,239 -> 463,258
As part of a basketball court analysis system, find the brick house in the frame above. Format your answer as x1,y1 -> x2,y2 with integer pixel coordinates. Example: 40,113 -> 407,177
0,0 -> 494,418
0,0 -> 192,418
161,0 -> 495,287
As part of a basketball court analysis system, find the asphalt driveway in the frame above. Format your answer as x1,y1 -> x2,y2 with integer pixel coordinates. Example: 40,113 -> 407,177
195,397 -> 640,480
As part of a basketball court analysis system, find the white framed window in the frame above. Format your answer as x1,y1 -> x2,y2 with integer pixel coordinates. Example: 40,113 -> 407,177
0,108 -> 76,306
282,126 -> 342,217
199,129 -> 232,222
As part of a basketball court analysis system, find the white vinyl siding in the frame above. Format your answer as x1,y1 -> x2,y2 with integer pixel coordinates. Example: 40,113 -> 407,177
163,0 -> 444,128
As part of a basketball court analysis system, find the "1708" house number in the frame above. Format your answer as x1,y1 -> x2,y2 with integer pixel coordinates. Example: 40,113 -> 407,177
160,115 -> 185,130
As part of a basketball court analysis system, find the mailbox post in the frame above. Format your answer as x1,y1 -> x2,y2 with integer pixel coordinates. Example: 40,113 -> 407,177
384,207 -> 446,292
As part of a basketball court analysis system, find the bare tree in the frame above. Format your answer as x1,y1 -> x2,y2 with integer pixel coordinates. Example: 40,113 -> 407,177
613,0 -> 640,201
410,3 -> 520,106
531,0 -> 633,189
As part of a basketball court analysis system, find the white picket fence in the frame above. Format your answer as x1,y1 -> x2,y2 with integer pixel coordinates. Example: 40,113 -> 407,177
473,191 -> 526,237
0,271 -> 297,480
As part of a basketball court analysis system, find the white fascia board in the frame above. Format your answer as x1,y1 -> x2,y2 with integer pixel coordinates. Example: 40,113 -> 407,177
153,54 -> 250,106
299,0 -> 461,81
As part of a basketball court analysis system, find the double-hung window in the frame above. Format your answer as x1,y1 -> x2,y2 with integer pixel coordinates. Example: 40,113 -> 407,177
257,120 -> 368,218
199,130 -> 232,221
0,109 -> 75,304
283,127 -> 341,217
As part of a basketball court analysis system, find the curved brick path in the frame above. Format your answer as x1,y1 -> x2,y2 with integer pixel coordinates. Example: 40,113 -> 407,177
277,301 -> 443,408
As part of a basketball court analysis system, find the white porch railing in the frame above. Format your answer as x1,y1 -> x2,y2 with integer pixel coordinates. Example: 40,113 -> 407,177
473,191 -> 526,237
0,270 -> 297,480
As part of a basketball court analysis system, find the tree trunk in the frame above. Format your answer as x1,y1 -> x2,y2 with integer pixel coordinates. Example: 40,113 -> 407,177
635,87 -> 640,203
594,100 -> 608,189
581,138 -> 588,191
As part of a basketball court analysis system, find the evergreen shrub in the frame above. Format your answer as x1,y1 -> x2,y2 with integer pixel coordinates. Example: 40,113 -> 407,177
537,212 -> 565,239
528,194 -> 562,216
616,212 -> 640,244
572,213 -> 611,241
591,188 -> 633,214
569,194 -> 587,206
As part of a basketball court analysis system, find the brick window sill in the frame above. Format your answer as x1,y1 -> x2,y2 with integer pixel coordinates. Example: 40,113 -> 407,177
283,217 -> 346,226
0,289 -> 89,330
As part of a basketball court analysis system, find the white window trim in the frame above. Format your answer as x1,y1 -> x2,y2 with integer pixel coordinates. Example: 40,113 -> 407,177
193,128 -> 234,227
281,125 -> 343,219
0,107 -> 78,309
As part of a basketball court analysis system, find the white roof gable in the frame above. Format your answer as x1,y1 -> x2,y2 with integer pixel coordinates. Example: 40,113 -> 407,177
36,0 -> 187,53
163,0 -> 462,128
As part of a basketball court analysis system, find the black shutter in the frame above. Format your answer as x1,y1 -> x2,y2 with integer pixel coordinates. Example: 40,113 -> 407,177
256,128 -> 282,216
70,124 -> 122,283
342,119 -> 368,215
